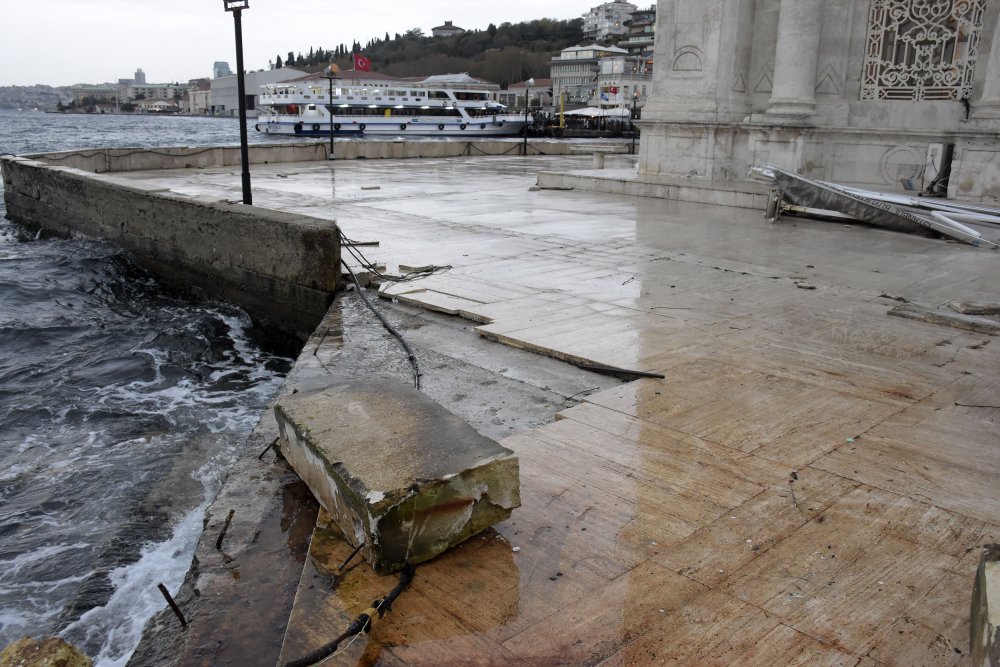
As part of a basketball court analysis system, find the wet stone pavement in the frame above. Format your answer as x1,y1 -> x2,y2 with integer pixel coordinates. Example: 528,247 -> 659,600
125,154 -> 1000,665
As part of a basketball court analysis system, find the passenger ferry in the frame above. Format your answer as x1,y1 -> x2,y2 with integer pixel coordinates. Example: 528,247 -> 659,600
255,73 -> 529,138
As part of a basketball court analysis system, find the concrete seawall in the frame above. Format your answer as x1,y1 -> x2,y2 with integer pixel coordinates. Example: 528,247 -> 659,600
13,139 -> 599,175
0,140 -> 621,341
1,150 -> 340,342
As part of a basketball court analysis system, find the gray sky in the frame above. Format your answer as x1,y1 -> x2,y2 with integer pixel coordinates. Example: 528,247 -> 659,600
1,0 -> 590,87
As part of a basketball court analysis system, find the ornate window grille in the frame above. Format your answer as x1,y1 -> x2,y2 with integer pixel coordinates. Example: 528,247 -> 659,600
862,0 -> 986,101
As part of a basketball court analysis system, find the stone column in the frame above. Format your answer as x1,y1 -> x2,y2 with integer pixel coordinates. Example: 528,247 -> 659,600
640,0 -> 755,123
637,0 -> 757,180
765,0 -> 823,120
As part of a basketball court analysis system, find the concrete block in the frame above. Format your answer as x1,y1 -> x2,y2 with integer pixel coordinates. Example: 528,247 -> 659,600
274,380 -> 520,574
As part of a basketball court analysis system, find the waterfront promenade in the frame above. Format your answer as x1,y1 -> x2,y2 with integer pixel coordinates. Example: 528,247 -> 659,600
121,153 -> 1000,665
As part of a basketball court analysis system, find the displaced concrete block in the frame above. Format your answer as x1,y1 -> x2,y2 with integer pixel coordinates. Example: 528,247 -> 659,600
971,544 -> 1000,666
275,380 -> 520,574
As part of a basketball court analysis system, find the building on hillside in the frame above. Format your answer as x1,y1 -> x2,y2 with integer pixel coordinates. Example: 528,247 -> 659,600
209,67 -> 306,117
640,0 -> 1000,203
583,1 -> 637,42
432,20 -> 465,38
549,44 -> 629,106
617,4 -> 655,55
213,61 -> 233,79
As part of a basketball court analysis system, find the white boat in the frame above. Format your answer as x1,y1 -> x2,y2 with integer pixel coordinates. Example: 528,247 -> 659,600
255,73 -> 529,138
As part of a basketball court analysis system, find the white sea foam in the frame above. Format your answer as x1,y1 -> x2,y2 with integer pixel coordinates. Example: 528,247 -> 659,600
59,493 -> 209,667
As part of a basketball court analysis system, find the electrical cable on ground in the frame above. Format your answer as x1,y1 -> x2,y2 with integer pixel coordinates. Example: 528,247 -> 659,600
336,542 -> 364,574
339,253 -> 421,390
283,563 -> 416,667
340,233 -> 450,284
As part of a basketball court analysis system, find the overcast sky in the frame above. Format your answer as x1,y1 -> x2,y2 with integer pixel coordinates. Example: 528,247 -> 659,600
1,0 -> 590,87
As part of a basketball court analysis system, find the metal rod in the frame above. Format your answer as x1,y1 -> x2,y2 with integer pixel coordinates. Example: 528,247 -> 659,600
215,509 -> 236,550
232,8 -> 252,205
157,583 -> 188,630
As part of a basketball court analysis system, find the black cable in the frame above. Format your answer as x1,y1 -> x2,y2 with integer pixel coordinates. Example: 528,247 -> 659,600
341,233 -> 450,283
336,542 -> 364,574
340,254 -> 421,390
283,563 -> 415,667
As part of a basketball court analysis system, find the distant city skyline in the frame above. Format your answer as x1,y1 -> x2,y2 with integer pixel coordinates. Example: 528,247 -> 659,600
1,0 -> 596,87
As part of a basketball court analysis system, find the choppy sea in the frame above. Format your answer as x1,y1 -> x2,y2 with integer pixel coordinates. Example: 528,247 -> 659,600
0,111 -> 290,665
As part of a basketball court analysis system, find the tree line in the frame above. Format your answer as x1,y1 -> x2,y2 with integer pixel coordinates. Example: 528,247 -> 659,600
272,18 -> 585,87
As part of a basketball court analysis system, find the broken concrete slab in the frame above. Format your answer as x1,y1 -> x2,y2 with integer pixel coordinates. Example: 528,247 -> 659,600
971,544 -> 1000,666
274,379 -> 520,574
888,303 -> 1000,336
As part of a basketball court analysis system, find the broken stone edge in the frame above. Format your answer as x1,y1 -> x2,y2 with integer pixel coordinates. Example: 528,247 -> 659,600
971,543 -> 1000,666
274,401 -> 520,575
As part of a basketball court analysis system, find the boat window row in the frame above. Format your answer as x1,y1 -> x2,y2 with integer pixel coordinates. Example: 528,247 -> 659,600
323,105 -> 465,117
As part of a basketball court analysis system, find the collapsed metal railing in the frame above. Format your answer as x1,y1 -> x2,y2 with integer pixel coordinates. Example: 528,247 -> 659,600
750,164 -> 1000,251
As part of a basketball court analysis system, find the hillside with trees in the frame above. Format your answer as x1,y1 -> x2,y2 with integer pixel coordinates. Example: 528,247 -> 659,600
273,18 -> 584,86
0,85 -> 73,110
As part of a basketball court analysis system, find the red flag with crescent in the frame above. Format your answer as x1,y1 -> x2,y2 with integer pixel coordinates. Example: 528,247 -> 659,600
353,53 -> 371,72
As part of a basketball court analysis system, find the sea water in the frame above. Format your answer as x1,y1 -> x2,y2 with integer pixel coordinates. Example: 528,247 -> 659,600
0,111 -> 289,665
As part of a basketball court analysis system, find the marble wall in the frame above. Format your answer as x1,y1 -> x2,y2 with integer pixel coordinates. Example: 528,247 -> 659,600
639,0 -> 1000,203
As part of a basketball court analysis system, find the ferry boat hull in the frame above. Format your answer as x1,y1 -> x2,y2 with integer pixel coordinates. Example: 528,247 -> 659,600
255,116 -> 525,137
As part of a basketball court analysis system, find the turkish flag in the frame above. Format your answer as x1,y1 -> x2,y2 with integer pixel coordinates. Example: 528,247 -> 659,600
353,53 -> 371,72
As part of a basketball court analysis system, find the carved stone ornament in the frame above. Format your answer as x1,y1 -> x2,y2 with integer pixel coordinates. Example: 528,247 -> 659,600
861,0 -> 986,101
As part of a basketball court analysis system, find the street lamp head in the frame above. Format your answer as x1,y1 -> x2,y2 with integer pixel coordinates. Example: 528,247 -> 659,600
526,78 -> 535,87
324,63 -> 341,79
223,0 -> 249,11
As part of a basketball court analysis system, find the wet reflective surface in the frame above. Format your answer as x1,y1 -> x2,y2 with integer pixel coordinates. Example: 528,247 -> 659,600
118,155 -> 998,664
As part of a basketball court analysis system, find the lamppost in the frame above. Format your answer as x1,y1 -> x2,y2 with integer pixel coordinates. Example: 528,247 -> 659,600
324,63 -> 340,160
223,0 -> 252,205
522,77 -> 534,156
631,92 -> 639,154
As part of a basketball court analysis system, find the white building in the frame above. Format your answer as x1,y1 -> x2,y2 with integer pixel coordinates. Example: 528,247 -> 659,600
126,83 -> 186,101
189,89 -> 211,115
209,68 -> 306,117
550,44 -> 629,106
639,0 -> 1000,203
549,44 -> 628,105
596,54 -> 652,111
583,1 -> 637,42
